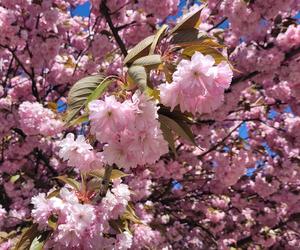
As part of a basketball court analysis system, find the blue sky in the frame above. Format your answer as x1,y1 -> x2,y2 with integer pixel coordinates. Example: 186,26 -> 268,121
70,1 -> 90,17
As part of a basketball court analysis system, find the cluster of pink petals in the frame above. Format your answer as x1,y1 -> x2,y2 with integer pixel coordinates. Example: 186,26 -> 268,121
18,101 -> 63,136
277,25 -> 300,51
138,0 -> 179,19
101,180 -> 131,219
160,52 -> 233,115
132,224 -> 164,249
89,92 -> 168,169
0,240 -> 11,250
0,205 -> 6,228
57,133 -> 102,172
31,183 -> 132,249
0,6 -> 18,44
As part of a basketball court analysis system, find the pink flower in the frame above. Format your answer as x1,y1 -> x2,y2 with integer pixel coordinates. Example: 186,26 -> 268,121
115,232 -> 133,250
89,96 -> 134,142
57,133 -> 101,172
132,224 -> 164,249
0,205 -> 6,228
212,61 -> 233,89
31,193 -> 53,228
54,200 -> 96,248
89,92 -> 168,169
101,181 -> 131,219
160,52 -> 232,115
205,208 -> 225,223
277,25 -> 300,51
18,101 -> 63,136
138,0 -> 179,19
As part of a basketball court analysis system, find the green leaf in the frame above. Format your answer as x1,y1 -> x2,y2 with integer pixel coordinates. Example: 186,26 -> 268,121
67,113 -> 89,127
128,65 -> 147,92
88,169 -> 105,179
159,114 -> 196,145
66,75 -> 104,123
182,45 -> 227,64
169,7 -> 204,34
10,174 -> 20,183
196,38 -> 225,48
158,105 -> 194,124
160,122 -> 176,155
46,189 -> 60,199
132,55 -> 162,70
0,232 -> 8,244
0,232 -> 8,240
145,86 -> 160,100
85,77 -> 113,106
55,176 -> 80,191
89,169 -> 129,180
29,236 -> 45,250
175,119 -> 196,145
121,204 -> 142,224
87,178 -> 102,192
150,24 -> 168,55
110,169 -> 130,180
14,224 -> 39,250
171,28 -> 208,46
124,35 -> 155,66
48,215 -> 58,230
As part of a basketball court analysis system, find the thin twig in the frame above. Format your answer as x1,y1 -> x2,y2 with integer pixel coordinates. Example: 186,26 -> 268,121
207,17 -> 228,32
1,45 -> 40,101
198,122 -> 243,159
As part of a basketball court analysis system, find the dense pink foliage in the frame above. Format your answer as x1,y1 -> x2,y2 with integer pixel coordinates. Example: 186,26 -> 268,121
19,101 -> 63,136
0,0 -> 300,249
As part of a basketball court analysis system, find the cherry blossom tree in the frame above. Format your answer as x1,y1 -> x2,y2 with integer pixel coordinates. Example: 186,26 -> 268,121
0,0 -> 300,249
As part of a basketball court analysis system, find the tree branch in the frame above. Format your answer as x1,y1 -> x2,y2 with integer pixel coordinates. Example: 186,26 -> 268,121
231,46 -> 300,86
236,213 -> 300,248
207,17 -> 228,32
33,148 -> 58,177
198,122 -> 243,159
100,1 -> 128,57
1,45 -> 40,101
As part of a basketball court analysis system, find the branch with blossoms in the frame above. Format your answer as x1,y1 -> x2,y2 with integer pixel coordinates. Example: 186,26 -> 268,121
1,0 -> 300,249
0,45 -> 40,101
5,7 -> 236,248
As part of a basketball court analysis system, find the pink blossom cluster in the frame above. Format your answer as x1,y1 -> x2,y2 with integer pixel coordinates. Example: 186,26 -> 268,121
1,0 -> 300,249
160,52 -> 233,115
0,6 -> 18,45
18,101 -> 63,136
277,25 -> 300,51
0,205 -> 6,229
208,0 -> 299,41
230,44 -> 284,74
57,133 -> 102,172
31,182 -> 132,249
138,0 -> 179,20
132,224 -> 165,249
88,92 -> 168,169
119,11 -> 154,47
